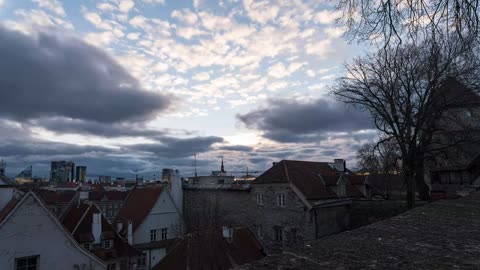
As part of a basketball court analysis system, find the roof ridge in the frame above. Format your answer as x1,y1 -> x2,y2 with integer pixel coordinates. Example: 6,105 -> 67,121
282,161 -> 290,182
71,203 -> 93,235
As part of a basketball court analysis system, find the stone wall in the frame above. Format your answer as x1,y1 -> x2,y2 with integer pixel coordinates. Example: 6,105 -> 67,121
183,184 -> 351,254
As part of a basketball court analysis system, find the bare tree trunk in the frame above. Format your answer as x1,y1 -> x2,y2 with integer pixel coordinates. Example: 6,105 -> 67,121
404,164 -> 416,209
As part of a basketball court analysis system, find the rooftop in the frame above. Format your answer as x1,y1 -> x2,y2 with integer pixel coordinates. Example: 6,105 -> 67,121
115,186 -> 164,232
238,193 -> 480,269
252,160 -> 364,200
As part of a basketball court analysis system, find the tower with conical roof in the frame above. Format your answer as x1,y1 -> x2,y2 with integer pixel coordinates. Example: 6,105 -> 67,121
221,156 -> 225,173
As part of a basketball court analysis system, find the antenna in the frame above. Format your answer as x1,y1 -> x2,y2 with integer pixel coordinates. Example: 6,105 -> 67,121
194,154 -> 197,178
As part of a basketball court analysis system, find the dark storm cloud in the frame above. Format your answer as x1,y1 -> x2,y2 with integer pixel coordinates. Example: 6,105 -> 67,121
218,145 -> 254,152
30,117 -> 167,138
0,142 -> 111,157
0,26 -> 172,123
129,136 -> 224,158
237,98 -> 372,143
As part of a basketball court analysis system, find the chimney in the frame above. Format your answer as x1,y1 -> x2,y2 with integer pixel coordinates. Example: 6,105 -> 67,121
79,190 -> 89,200
127,220 -> 133,245
92,213 -> 102,244
272,162 -> 279,167
334,159 -> 346,172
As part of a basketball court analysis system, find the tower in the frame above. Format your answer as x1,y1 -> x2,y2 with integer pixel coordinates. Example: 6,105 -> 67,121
221,156 -> 225,173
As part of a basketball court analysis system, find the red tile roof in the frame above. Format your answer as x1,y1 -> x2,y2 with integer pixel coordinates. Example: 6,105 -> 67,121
62,203 -> 90,232
0,199 -> 17,222
115,186 -> 164,232
88,190 -> 130,201
62,202 -> 141,260
34,189 -> 76,205
152,227 -> 265,270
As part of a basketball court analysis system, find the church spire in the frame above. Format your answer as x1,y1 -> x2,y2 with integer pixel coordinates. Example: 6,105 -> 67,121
221,156 -> 225,173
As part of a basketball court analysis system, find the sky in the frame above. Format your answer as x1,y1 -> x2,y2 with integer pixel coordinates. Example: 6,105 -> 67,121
0,0 -> 377,178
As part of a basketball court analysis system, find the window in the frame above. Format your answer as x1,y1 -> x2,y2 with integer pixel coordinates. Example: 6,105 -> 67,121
150,229 -> 157,241
257,225 -> 263,239
137,253 -> 146,266
218,179 -> 225,184
103,239 -> 112,249
107,263 -> 116,270
256,193 -> 264,205
276,193 -> 286,207
161,227 -> 168,240
274,226 -> 283,242
338,183 -> 346,197
15,255 -> 39,270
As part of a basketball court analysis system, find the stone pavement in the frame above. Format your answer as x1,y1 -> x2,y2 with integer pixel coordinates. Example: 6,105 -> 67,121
238,193 -> 480,270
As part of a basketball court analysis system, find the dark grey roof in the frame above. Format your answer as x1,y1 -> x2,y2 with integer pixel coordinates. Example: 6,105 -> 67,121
238,193 -> 480,270
183,183 -> 251,191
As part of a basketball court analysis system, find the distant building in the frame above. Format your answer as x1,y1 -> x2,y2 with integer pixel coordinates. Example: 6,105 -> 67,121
76,166 -> 87,182
99,175 -> 112,183
187,158 -> 235,185
15,165 -> 33,184
51,161 -> 75,182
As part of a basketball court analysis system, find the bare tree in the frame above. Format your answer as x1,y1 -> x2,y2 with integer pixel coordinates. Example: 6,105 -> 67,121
357,137 -> 401,174
337,0 -> 480,46
333,35 -> 480,208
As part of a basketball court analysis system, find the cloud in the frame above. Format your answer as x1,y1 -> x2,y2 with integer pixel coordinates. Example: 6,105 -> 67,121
28,118 -> 167,139
313,10 -> 341,25
218,145 -> 254,152
305,40 -> 332,57
237,98 -> 372,143
129,136 -> 224,158
0,27 -> 172,123
193,72 -> 210,81
118,0 -> 135,13
267,62 -> 304,78
32,0 -> 66,17
143,0 -> 165,5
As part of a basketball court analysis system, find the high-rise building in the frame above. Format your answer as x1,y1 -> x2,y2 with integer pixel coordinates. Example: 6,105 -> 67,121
98,175 -> 111,183
50,161 -> 75,182
76,166 -> 87,182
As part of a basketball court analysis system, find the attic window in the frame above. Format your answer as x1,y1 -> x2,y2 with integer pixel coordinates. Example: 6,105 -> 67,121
103,239 -> 112,249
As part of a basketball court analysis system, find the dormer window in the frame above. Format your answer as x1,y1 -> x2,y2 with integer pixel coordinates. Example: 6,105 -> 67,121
102,239 -> 112,249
